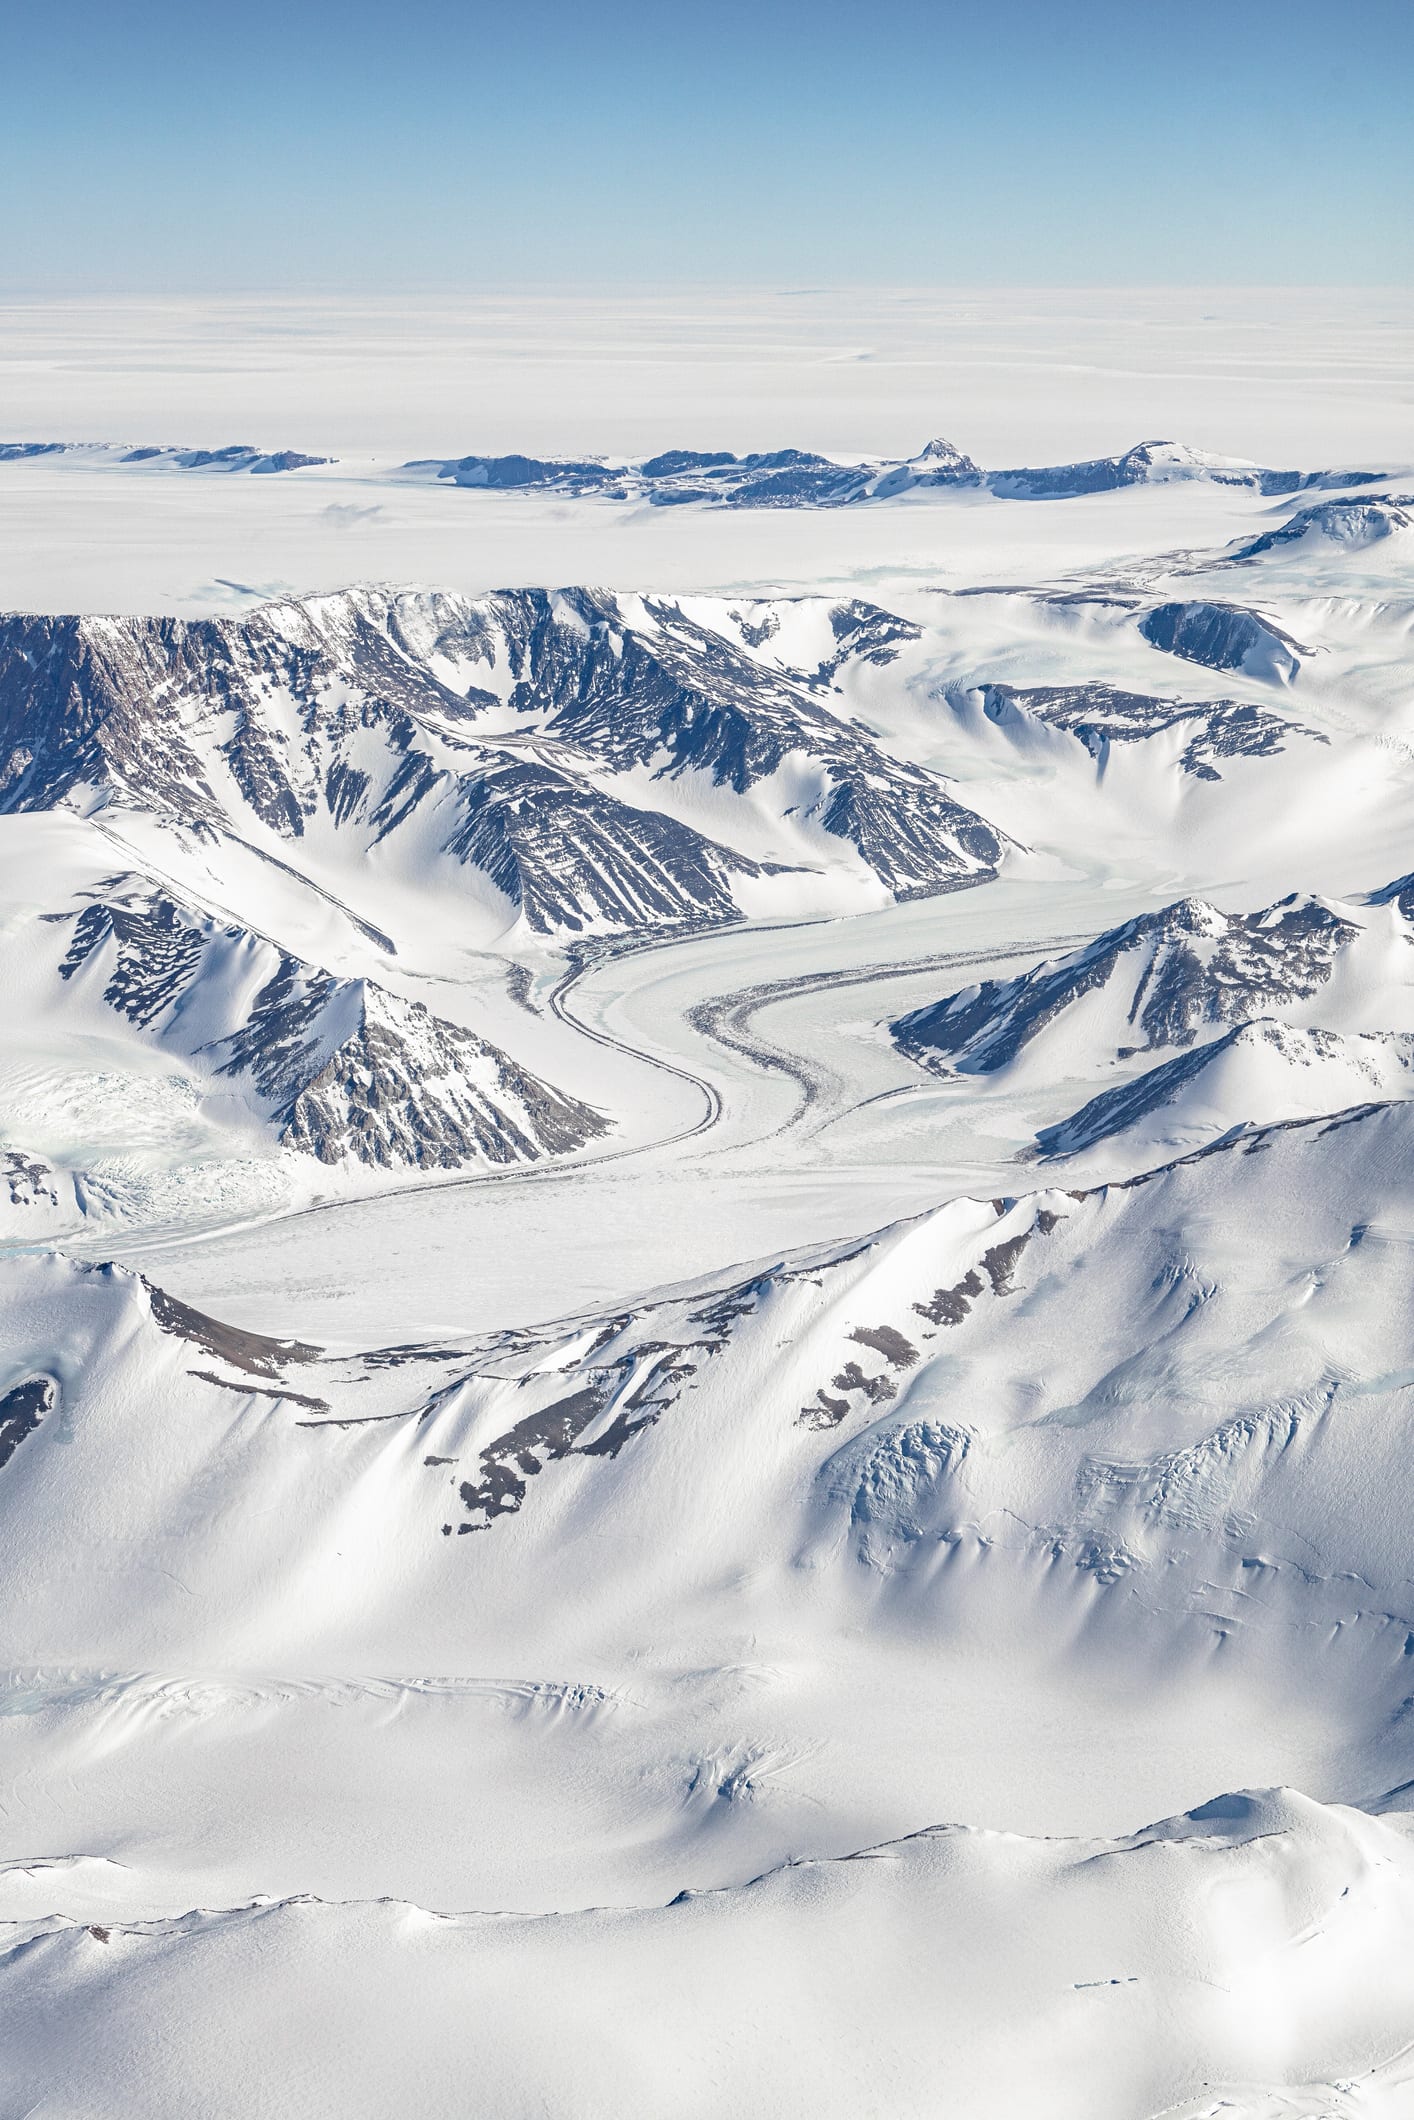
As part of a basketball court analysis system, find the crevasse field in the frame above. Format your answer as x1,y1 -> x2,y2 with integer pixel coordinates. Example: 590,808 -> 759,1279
3,289 -> 1414,2118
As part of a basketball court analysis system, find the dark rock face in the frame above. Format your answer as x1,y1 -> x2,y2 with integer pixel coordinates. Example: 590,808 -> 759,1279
1033,1029 -> 1248,1156
892,894 -> 1360,1075
247,451 -> 329,474
53,876 -> 608,1170
438,756 -> 770,934
0,587 -> 1005,932
639,449 -> 736,478
461,590 -> 1003,897
123,444 -> 332,472
1138,602 -> 1303,681
1247,468 -> 1389,497
1369,873 -> 1414,923
989,451 -> 1158,500
975,681 -> 1317,780
2,1151 -> 62,1210
425,453 -> 609,490
407,435 -> 1379,509
0,442 -> 330,471
144,1280 -> 322,1376
0,1377 -> 55,1473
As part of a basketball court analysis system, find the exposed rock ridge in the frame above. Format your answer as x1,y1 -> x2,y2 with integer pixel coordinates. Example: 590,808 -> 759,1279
892,894 -> 1362,1075
0,587 -> 1006,931
53,875 -> 607,1169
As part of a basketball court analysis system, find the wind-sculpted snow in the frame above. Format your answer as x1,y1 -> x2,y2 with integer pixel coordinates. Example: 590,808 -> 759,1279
0,588 -> 1004,934
892,891 -> 1369,1078
51,875 -> 606,1168
10,1787 -> 1414,2120
971,679 -> 1314,779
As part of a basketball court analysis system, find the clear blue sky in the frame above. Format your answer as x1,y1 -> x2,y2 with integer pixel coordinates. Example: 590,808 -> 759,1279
4,0 -> 1410,289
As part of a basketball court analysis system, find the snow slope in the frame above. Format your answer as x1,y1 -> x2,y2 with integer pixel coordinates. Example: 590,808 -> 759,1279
10,1106 -> 1414,2111
8,1790 -> 1414,2120
1037,1018 -> 1414,1157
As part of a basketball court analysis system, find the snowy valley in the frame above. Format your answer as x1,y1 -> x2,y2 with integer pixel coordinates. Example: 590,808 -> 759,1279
4,399 -> 1414,2118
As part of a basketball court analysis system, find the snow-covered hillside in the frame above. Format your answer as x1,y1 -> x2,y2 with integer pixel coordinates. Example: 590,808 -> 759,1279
10,1105 -> 1414,2113
1225,492 -> 1414,560
1037,1018 -> 1414,1156
0,862 -> 608,1239
967,678 -> 1313,778
985,435 -> 1384,499
892,891 -> 1390,1075
891,888 -> 1414,1159
0,439 -> 331,473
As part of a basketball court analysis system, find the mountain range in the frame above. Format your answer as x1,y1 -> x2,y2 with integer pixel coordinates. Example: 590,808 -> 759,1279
409,434 -> 1388,507
3,434 -> 1390,509
6,414 -> 1414,2119
0,588 -> 1007,942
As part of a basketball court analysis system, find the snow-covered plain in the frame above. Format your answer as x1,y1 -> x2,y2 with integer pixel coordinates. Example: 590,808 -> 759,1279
4,292 -> 1414,2118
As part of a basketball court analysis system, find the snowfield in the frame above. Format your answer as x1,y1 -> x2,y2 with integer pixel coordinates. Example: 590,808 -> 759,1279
3,292 -> 1414,2118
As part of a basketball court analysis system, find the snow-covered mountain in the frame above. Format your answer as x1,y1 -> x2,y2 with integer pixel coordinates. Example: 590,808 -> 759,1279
44,874 -> 606,1171
408,434 -> 984,506
1223,492 -> 1414,562
7,385 -> 1414,2120
403,434 -> 1385,509
0,863 -> 608,1234
2,433 -> 1388,522
1036,1018 -> 1414,1157
968,679 -> 1314,778
0,589 -> 1006,936
891,890 -> 1408,1081
1137,597 -> 1305,680
986,436 -> 1383,500
9,1096 -> 1414,1721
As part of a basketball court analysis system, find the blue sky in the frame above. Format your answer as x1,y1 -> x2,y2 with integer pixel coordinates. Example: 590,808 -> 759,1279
4,0 -> 1410,288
